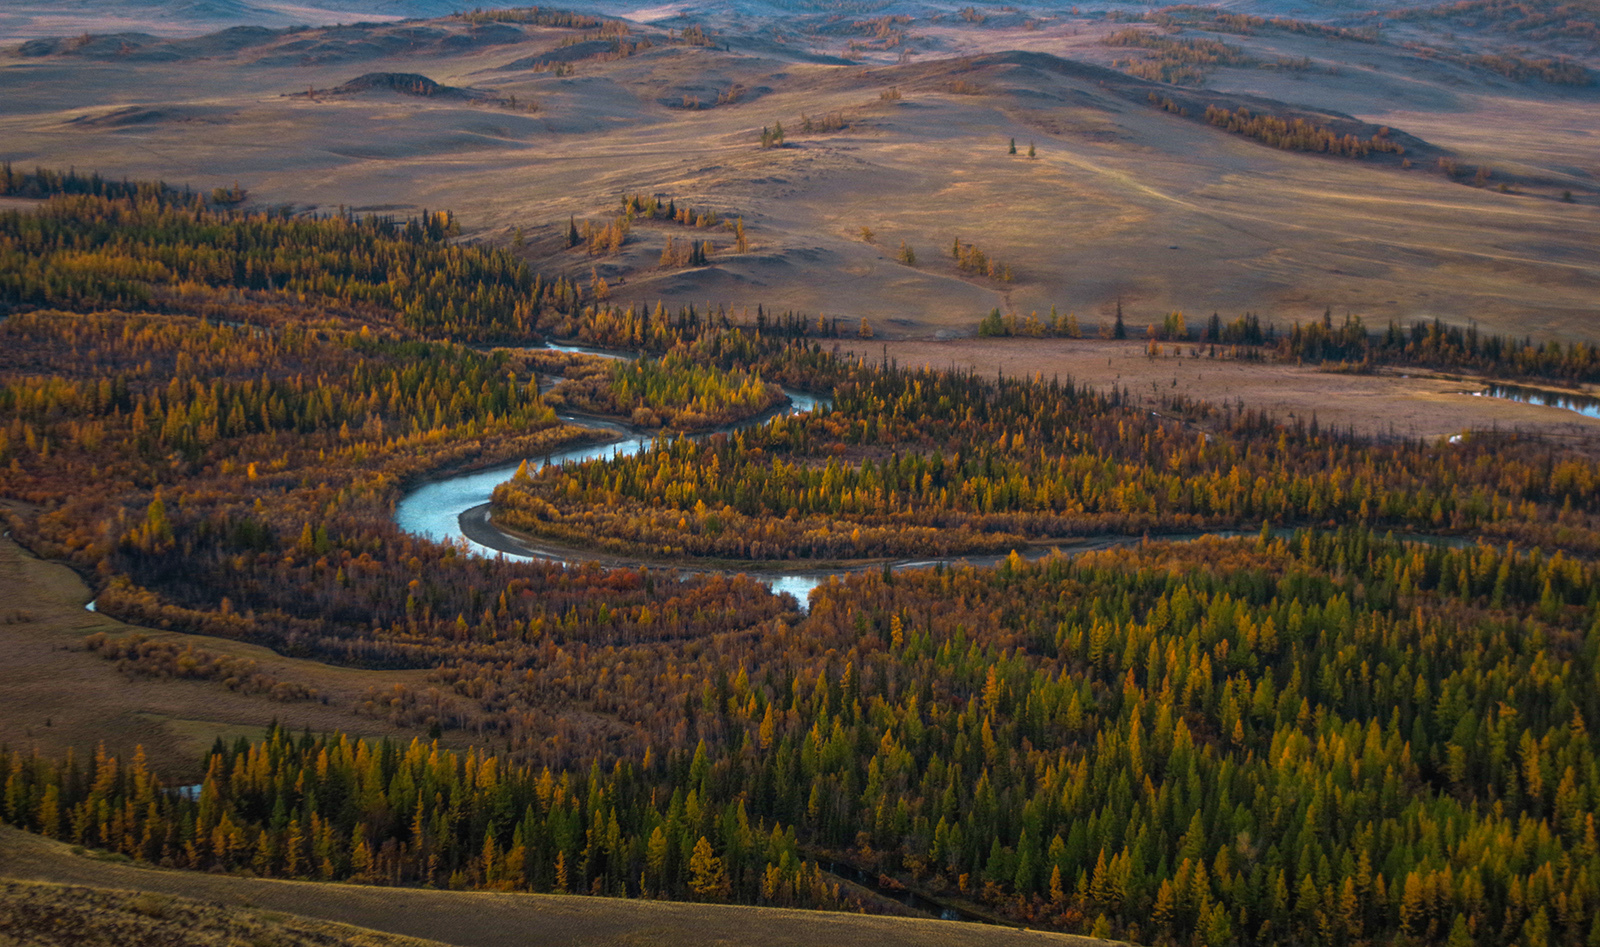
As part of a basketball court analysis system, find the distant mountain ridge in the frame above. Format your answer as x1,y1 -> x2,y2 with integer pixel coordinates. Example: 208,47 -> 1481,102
0,0 -> 1458,44
0,0 -> 468,41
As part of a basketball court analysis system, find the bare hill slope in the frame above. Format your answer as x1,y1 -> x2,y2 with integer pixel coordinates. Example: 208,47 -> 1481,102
0,877 -> 450,947
0,827 -> 1113,947
2,8 -> 1597,338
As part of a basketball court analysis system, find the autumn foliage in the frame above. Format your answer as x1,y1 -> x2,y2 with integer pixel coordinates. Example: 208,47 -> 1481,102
2,168 -> 1598,945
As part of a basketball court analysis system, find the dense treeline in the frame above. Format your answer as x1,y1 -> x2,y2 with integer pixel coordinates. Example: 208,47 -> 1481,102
1281,314 -> 1600,384
6,525 -> 1598,945
0,311 -> 555,461
453,6 -> 604,28
1106,28 -> 1254,85
976,308 -> 1600,387
534,299 -> 853,351
0,163 -> 162,202
1467,52 -> 1589,84
4,167 -> 1600,944
542,344 -> 785,431
1203,106 -> 1404,158
1106,29 -> 1254,63
1381,0 -> 1600,45
494,352 -> 1600,562
0,186 -> 575,341
0,729 -> 860,910
1158,312 -> 1271,345
1144,7 -> 1379,42
977,308 -> 1270,345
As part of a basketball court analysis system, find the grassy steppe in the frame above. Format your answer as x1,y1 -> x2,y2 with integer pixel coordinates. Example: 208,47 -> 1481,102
1,12 -> 1596,338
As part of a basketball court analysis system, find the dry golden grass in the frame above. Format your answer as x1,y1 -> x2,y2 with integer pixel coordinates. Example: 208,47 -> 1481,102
0,878 -> 451,947
0,827 -> 1117,947
0,15 -> 1595,340
0,533 -> 458,780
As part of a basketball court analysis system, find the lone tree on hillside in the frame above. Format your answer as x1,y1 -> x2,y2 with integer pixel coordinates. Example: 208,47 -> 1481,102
1009,137 -> 1017,155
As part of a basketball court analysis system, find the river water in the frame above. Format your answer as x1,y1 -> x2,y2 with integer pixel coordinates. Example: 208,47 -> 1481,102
394,347 -> 834,602
395,344 -> 1485,611
385,343 -> 1508,925
1475,383 -> 1600,419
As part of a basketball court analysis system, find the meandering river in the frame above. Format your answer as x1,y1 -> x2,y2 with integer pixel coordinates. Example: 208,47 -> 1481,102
396,342 -> 850,602
395,343 -> 1481,610
386,344 -> 1494,921
394,344 -> 1133,607
395,385 -> 835,602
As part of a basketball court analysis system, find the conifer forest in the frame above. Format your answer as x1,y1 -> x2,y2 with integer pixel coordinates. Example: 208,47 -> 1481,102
2,161 -> 1599,947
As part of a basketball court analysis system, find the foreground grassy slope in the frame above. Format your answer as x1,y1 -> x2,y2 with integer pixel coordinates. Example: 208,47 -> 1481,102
0,827 -> 1112,947
0,877 -> 450,947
